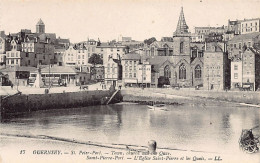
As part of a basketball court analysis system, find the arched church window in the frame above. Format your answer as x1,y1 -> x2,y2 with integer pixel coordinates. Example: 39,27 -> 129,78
179,63 -> 186,79
195,65 -> 201,79
164,65 -> 171,78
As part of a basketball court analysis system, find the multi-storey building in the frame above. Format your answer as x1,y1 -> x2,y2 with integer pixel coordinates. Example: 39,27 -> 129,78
241,47 -> 260,91
0,35 -> 8,65
230,50 -> 243,90
122,52 -> 140,87
137,60 -> 151,87
75,43 -> 88,67
21,36 -> 55,66
63,45 -> 78,66
6,39 -> 26,67
78,39 -> 99,60
91,64 -> 104,82
203,42 -> 230,90
228,32 -> 260,59
191,33 -> 205,43
104,57 -> 122,87
54,46 -> 65,66
240,18 -> 260,35
195,26 -> 225,35
97,44 -> 128,65
227,19 -> 241,35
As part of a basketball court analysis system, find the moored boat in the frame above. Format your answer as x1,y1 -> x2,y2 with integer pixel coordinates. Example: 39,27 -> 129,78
147,104 -> 168,111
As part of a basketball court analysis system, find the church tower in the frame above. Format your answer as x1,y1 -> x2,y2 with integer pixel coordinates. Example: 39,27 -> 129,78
36,19 -> 45,34
172,7 -> 191,55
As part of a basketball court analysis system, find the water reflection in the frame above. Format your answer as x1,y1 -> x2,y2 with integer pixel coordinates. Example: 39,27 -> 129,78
0,103 -> 259,154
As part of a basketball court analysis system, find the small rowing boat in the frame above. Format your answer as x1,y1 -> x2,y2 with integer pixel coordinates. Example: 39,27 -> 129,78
147,104 -> 168,111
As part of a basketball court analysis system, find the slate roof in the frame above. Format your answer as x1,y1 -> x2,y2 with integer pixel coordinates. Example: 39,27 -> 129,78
229,32 -> 260,42
0,66 -> 37,72
36,19 -> 45,25
150,41 -> 174,48
122,52 -> 141,60
35,66 -> 79,74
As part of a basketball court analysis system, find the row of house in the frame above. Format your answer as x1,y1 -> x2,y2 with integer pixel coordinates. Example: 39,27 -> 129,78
0,8 -> 259,91
104,7 -> 260,91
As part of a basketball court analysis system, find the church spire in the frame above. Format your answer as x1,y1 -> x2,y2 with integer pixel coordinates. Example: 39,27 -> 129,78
174,7 -> 189,36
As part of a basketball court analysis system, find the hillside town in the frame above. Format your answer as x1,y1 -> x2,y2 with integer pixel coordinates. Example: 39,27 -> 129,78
0,7 -> 260,92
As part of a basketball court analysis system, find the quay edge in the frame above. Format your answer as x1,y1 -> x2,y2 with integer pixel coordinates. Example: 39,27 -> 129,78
0,89 -> 123,120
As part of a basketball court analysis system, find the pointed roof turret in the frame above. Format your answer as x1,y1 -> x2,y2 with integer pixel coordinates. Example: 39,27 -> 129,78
174,7 -> 189,36
36,19 -> 45,26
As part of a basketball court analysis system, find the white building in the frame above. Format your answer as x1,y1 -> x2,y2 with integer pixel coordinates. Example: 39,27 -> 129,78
231,59 -> 242,89
0,37 -> 6,64
137,60 -> 151,87
63,45 -> 77,66
104,57 -> 122,87
191,33 -> 205,43
96,44 -> 128,65
240,18 -> 260,34
6,39 -> 24,67
122,52 -> 140,87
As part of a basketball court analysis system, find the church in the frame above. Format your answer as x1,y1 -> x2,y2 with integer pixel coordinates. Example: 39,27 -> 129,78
143,7 -> 204,87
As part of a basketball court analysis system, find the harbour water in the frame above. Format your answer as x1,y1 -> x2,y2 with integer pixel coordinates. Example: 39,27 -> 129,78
1,101 -> 259,156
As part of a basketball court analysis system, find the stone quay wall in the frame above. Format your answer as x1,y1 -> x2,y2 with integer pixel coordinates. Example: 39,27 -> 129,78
0,90 -> 122,115
121,88 -> 260,105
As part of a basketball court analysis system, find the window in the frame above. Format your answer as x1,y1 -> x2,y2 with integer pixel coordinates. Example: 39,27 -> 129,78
179,63 -> 186,79
134,73 -> 136,78
125,66 -> 128,71
11,53 -> 14,57
164,65 -> 171,78
125,73 -> 128,78
78,55 -> 80,59
239,43 -> 241,50
180,42 -> 184,53
248,42 -> 251,47
129,73 -> 132,78
234,65 -> 238,70
195,65 -> 201,79
82,55 -> 84,59
126,61 -> 128,64
16,59 -> 18,64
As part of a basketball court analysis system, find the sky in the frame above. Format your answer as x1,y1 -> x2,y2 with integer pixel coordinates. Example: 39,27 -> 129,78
0,0 -> 259,43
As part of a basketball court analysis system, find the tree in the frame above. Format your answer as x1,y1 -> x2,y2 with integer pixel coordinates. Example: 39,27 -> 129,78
88,53 -> 103,82
144,37 -> 157,45
88,53 -> 103,66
